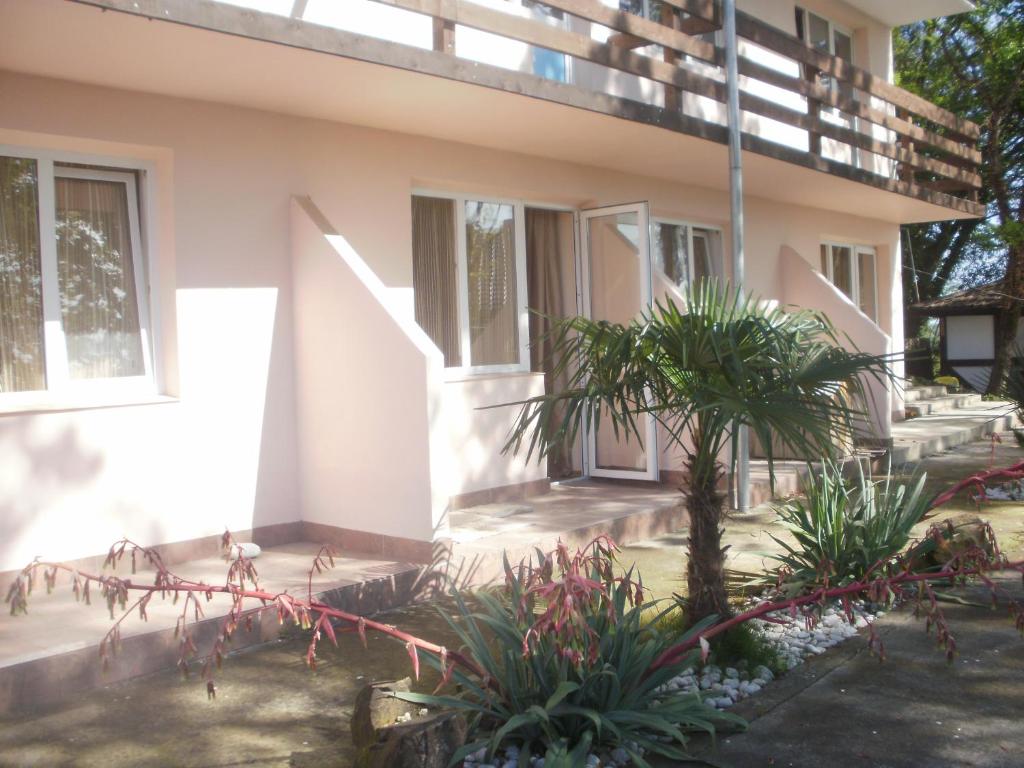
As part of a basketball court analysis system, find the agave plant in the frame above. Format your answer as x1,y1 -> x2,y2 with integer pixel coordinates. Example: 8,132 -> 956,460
504,281 -> 892,625
396,538 -> 743,767
768,460 -> 934,589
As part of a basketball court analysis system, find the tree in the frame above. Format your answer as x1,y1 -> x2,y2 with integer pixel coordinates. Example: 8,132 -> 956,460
503,284 -> 891,626
895,1 -> 1024,391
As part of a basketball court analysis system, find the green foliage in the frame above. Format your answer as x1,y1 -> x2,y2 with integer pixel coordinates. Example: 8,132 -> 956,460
504,281 -> 892,625
769,461 -> 935,590
396,541 -> 744,767
934,375 -> 961,391
998,353 -> 1024,419
507,281 -> 890,493
895,1 -> 1024,357
704,623 -> 786,677
650,606 -> 784,676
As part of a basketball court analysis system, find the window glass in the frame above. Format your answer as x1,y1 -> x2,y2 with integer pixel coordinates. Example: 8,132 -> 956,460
411,196 -> 461,367
692,228 -> 720,286
466,201 -> 519,366
652,222 -> 688,288
857,249 -> 876,320
55,173 -> 145,379
833,30 -> 852,62
830,245 -> 853,299
819,243 -> 829,274
807,12 -> 831,53
0,156 -> 45,392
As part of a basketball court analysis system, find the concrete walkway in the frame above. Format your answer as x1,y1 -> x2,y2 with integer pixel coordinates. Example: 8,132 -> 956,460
693,575 -> 1024,768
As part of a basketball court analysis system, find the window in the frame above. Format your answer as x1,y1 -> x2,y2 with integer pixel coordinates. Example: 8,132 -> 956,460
411,193 -> 528,373
651,220 -> 724,292
795,7 -> 854,97
819,242 -> 877,321
0,149 -> 153,401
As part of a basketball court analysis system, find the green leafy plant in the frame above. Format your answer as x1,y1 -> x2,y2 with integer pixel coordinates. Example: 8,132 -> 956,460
504,281 -> 892,626
768,461 -> 934,590
934,375 -> 961,391
395,538 -> 744,767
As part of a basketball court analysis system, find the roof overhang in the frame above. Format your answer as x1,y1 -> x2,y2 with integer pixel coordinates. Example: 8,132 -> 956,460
0,0 -> 981,224
841,0 -> 976,27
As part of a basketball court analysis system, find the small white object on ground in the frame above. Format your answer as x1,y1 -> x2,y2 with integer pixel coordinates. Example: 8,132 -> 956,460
236,542 -> 261,558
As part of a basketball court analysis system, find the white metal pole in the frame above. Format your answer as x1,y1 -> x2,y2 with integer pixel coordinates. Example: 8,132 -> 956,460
724,0 -> 750,512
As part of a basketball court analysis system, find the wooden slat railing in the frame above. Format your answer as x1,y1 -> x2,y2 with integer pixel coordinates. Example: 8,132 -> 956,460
369,0 -> 984,204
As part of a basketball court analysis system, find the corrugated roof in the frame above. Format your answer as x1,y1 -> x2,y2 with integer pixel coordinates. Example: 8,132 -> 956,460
910,281 -> 1011,315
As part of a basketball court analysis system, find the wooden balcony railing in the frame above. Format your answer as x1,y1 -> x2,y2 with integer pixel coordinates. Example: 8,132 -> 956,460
371,0 -> 983,213
78,0 -> 984,215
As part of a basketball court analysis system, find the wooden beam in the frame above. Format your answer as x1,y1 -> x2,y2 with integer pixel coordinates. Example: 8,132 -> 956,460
918,178 -> 980,192
659,0 -> 719,25
538,0 -> 717,64
733,10 -> 981,140
432,16 -> 454,54
737,58 -> 982,165
374,0 -> 726,101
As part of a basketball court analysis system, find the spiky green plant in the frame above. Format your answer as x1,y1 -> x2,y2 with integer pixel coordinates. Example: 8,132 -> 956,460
769,461 -> 934,589
503,281 -> 893,625
395,539 -> 743,767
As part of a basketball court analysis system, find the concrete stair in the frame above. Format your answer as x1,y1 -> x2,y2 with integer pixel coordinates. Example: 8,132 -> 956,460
891,384 -> 1018,465
904,392 -> 983,418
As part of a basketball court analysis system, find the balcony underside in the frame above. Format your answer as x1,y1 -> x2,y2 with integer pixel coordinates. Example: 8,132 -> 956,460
0,0 -> 982,223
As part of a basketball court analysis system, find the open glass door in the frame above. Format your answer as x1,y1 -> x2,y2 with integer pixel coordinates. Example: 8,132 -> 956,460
580,202 -> 659,481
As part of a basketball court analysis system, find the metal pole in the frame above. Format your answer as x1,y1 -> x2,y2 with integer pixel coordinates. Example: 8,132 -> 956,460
724,0 -> 750,512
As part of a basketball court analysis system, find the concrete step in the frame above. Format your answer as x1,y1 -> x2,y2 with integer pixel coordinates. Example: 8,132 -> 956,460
905,392 -> 983,418
890,401 -> 1018,465
903,385 -> 949,403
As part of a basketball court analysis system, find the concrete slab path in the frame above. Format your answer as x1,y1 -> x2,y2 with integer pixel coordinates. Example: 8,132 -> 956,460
689,576 -> 1024,768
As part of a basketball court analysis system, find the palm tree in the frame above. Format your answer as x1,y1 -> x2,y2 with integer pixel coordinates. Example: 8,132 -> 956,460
505,282 -> 893,626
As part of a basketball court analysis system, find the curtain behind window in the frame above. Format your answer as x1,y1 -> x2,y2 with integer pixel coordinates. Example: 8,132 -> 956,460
526,208 -> 579,478
55,175 -> 145,379
0,157 -> 46,393
412,196 -> 461,367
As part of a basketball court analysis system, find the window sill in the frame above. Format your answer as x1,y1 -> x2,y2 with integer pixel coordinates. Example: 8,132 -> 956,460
443,369 -> 540,384
0,394 -> 179,417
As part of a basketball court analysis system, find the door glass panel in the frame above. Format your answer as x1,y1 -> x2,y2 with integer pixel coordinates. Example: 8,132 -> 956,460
526,207 -> 581,480
830,245 -> 853,300
857,250 -> 876,320
0,156 -> 46,392
54,174 -> 145,379
465,200 -> 519,366
587,210 -> 647,473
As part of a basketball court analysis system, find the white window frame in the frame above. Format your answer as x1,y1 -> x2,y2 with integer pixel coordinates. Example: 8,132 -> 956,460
650,216 -> 725,291
412,189 -> 530,377
0,145 -> 158,410
820,241 -> 878,322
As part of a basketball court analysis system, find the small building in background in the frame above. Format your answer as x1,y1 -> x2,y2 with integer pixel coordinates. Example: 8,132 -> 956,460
911,282 -> 1022,391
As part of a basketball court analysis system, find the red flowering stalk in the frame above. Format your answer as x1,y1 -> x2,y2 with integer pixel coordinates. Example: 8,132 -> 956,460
5,531 -> 489,691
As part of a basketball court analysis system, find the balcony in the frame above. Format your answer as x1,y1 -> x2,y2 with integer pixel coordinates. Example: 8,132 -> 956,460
25,0 -> 983,219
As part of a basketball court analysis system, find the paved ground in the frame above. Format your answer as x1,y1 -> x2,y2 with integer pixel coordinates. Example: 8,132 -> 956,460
695,575 -> 1024,768
0,434 -> 1021,767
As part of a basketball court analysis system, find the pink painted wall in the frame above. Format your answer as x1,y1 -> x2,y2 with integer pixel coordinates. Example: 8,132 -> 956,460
0,70 -> 903,570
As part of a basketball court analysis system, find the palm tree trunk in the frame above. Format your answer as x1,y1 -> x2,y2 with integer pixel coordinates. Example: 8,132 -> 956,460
685,461 -> 730,627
